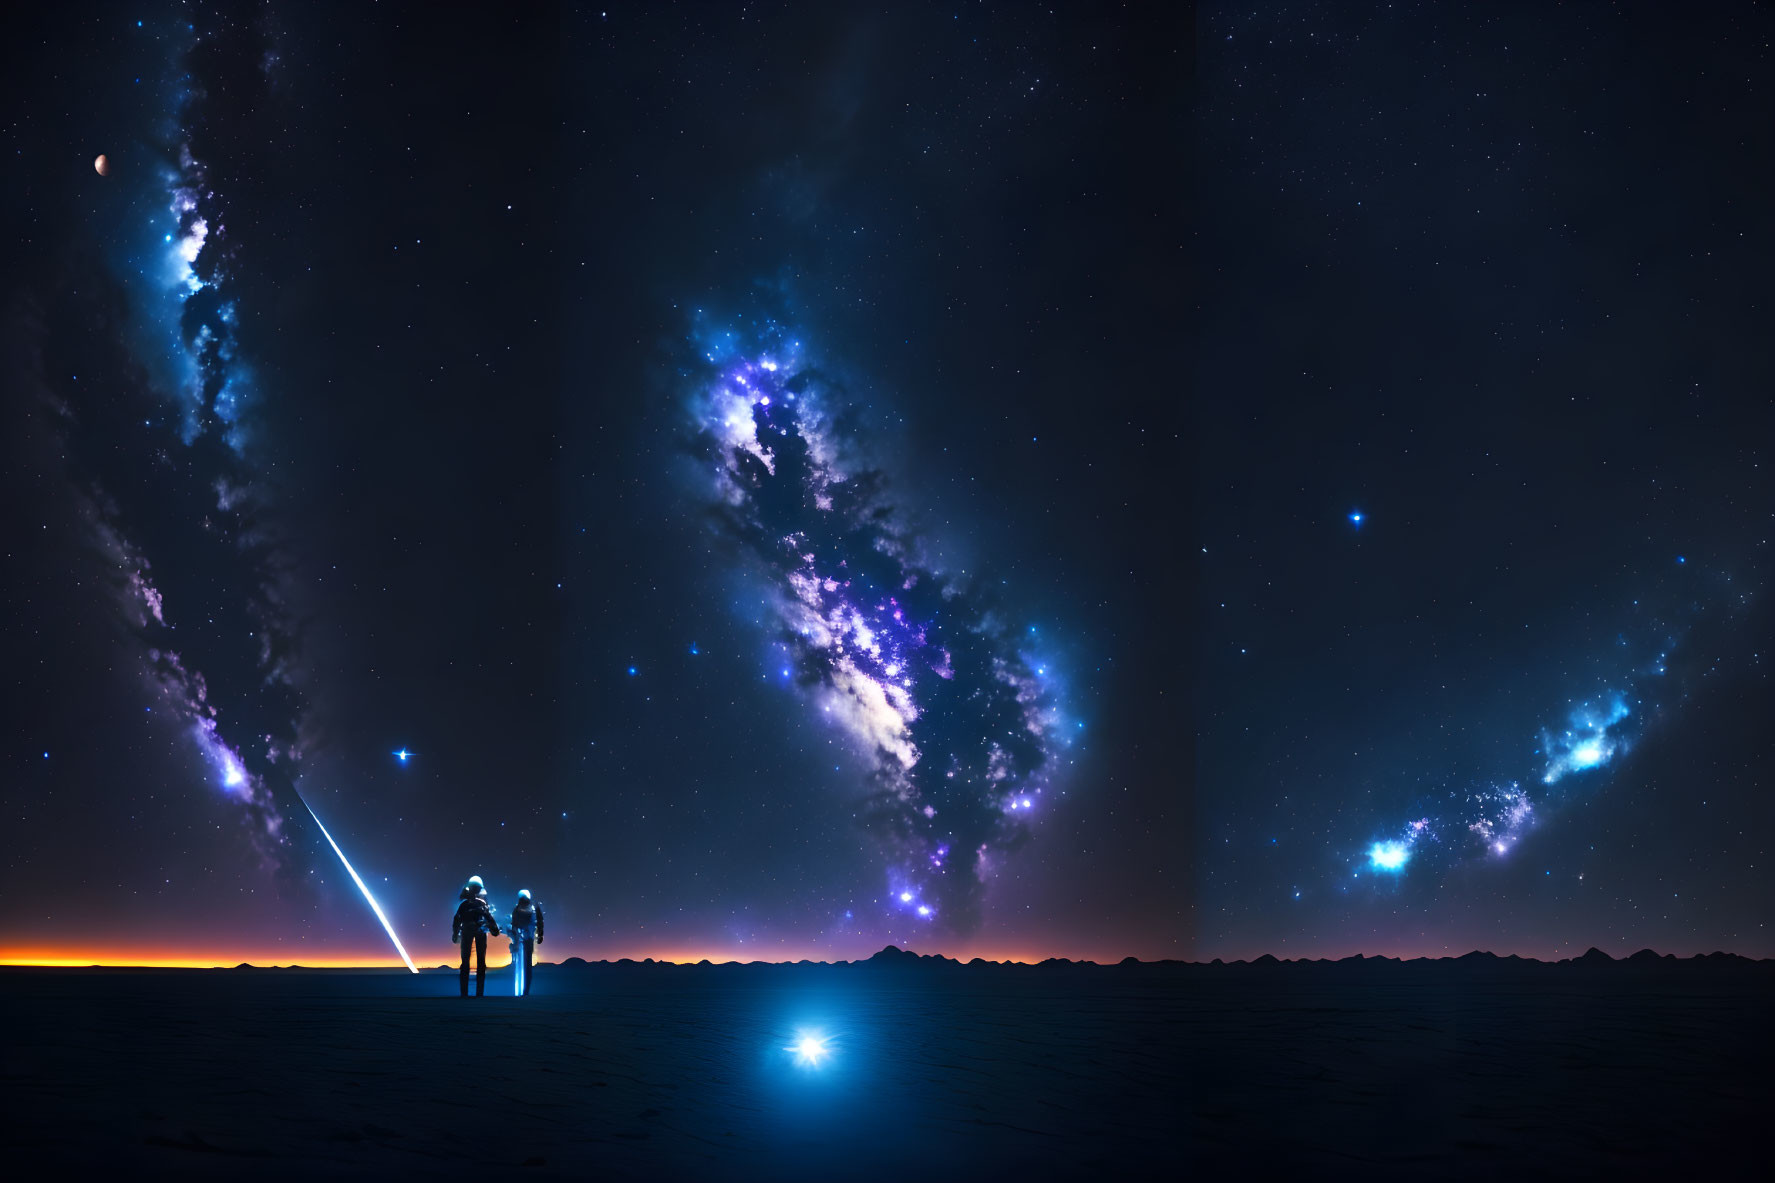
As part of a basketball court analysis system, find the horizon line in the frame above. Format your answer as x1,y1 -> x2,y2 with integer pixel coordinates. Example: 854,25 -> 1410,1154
3,942 -> 1769,970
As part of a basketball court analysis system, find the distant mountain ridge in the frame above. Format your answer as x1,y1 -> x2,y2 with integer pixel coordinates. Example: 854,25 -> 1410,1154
480,944 -> 1772,972
1195,946 -> 1770,968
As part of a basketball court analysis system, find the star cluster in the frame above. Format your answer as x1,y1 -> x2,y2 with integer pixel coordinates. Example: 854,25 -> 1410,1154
689,323 -> 1070,932
1353,607 -> 1716,882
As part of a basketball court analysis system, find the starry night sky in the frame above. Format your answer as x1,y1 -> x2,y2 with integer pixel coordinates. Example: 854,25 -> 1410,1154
1198,3 -> 1773,958
1,3 -> 1185,966
1,3 -> 1768,970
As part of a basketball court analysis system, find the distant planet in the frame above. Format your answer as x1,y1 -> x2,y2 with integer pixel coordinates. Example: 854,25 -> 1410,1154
94,154 -> 110,176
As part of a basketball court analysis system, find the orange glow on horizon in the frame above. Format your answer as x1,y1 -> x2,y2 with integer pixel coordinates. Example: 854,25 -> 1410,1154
0,953 -> 415,970
0,942 -> 1131,969
0,944 -> 436,970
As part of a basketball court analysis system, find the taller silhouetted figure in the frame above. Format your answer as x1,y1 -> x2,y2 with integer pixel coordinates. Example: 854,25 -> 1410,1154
452,875 -> 502,997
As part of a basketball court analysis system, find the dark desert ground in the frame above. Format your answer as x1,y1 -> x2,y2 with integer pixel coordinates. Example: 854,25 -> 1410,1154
2,950 -> 1768,1177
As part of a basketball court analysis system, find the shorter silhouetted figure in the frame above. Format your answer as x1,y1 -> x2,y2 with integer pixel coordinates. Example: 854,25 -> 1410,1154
509,889 -> 545,996
452,875 -> 502,997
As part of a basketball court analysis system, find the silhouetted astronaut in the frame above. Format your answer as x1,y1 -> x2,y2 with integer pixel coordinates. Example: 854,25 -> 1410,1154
509,889 -> 545,996
452,875 -> 502,997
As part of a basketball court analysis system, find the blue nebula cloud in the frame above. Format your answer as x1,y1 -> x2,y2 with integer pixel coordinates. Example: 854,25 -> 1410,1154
1352,607 -> 1683,879
32,18 -> 302,864
1540,694 -> 1631,784
686,319 -> 1070,931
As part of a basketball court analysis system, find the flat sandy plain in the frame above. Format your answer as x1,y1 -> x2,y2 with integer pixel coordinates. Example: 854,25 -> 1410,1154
1,950 -> 1767,1177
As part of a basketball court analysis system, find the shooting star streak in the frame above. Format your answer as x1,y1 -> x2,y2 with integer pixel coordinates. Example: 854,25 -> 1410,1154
301,797 -> 418,974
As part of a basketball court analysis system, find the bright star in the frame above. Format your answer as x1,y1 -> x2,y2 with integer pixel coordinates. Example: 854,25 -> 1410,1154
1368,841 -> 1409,871
222,755 -> 246,787
1349,511 -> 1364,527
393,748 -> 411,763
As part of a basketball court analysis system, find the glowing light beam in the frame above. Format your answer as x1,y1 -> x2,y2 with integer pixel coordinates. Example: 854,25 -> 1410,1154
300,797 -> 418,974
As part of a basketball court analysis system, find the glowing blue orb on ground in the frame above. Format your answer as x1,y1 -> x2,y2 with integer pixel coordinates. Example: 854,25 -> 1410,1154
784,1030 -> 832,1067
1368,841 -> 1409,871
